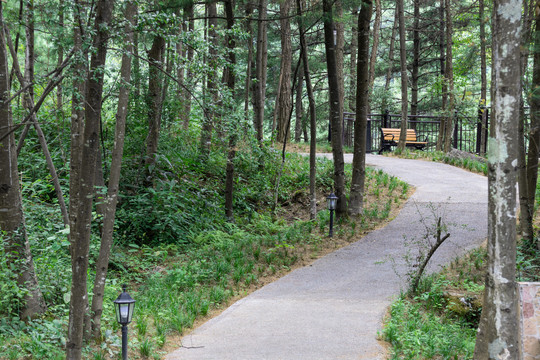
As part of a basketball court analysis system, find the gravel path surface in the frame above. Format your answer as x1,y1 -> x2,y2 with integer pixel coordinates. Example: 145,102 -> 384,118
166,154 -> 488,360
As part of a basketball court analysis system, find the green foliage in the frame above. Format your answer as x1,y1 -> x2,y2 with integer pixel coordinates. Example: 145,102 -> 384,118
382,293 -> 476,360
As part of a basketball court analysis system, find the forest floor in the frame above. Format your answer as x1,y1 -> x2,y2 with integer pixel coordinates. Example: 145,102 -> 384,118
165,154 -> 488,359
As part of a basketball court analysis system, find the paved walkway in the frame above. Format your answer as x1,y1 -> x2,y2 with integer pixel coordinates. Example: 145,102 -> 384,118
166,154 -> 488,360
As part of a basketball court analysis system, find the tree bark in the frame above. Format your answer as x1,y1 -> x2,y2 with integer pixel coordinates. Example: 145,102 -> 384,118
479,0 -> 487,155
0,3 -> 46,320
294,65 -> 304,142
368,0 -> 381,101
199,1 -> 219,159
66,1 -> 114,358
436,0 -> 446,151
145,33 -> 165,175
349,8 -> 358,113
182,4 -> 195,130
397,0 -> 408,151
473,0 -> 521,357
336,0 -> 345,138
276,0 -> 292,144
224,0 -> 237,221
383,6 -> 398,112
349,0 -> 372,216
518,0 -> 534,242
323,0 -> 347,216
443,0 -> 455,152
244,2 -> 254,125
297,0 -> 317,219
254,0 -> 268,145
90,1 -> 136,339
411,0 -> 420,117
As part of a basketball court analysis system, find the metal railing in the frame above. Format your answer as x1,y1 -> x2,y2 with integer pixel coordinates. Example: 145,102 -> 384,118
343,109 -> 490,154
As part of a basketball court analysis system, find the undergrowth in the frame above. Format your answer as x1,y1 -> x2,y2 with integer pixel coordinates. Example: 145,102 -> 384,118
0,133 -> 409,359
382,248 -> 487,360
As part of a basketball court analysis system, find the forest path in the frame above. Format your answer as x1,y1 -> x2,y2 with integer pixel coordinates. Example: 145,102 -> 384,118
166,154 -> 488,360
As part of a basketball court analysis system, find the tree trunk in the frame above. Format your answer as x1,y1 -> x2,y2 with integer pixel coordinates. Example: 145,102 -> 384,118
349,8 -> 358,113
244,2 -> 254,124
224,0 -> 237,221
411,0 -> 420,117
442,0 -> 454,152
254,0 -> 268,145
397,0 -> 408,151
368,0 -> 381,99
479,0 -> 487,155
383,6 -> 398,112
436,0 -> 446,151
66,1 -> 114,358
294,65 -> 304,142
145,34 -> 165,177
518,0 -> 534,242
0,4 -> 46,320
336,0 -> 345,138
181,4 -> 194,130
276,0 -> 292,144
90,1 -> 136,339
200,2 -> 219,158
296,0 -> 317,219
473,0 -> 521,357
349,0 -> 372,216
323,0 -> 347,216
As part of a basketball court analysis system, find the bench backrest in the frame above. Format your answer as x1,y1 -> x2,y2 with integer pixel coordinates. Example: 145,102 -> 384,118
380,128 -> 418,142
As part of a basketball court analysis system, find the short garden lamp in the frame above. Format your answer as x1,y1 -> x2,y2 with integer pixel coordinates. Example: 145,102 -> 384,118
114,285 -> 136,360
327,193 -> 338,237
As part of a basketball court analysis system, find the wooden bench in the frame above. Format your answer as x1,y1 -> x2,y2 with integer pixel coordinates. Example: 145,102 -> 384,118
379,128 -> 427,154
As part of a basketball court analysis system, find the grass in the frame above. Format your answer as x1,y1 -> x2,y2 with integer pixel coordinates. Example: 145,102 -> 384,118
0,140 -> 410,359
381,248 -> 487,360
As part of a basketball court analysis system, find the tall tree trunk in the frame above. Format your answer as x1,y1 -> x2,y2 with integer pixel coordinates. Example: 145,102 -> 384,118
336,0 -> 345,137
244,2 -> 254,124
276,0 -> 292,143
0,4 -> 46,320
294,65 -> 304,142
436,0 -> 446,151
473,0 -> 521,357
296,0 -> 317,219
442,0 -> 454,152
90,2 -> 136,338
66,1 -> 114,358
200,1 -> 219,158
411,0 -> 420,117
145,34 -> 165,176
254,0 -> 268,145
349,0 -> 372,216
368,0 -> 381,98
349,8 -> 358,113
479,0 -> 488,155
383,6 -> 398,112
397,0 -> 408,151
323,0 -> 347,216
518,0 -> 534,241
224,0 -> 237,221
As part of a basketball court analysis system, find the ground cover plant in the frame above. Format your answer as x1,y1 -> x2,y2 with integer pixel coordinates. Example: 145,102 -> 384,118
382,248 -> 486,360
0,134 -> 409,359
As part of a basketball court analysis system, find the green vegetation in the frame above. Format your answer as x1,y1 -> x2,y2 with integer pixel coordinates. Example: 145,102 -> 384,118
0,132 -> 409,359
382,248 -> 486,360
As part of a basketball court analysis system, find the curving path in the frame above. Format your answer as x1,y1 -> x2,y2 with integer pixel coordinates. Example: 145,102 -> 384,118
166,154 -> 488,360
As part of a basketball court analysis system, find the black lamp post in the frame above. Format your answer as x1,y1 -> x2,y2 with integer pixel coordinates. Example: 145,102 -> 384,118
114,285 -> 136,360
327,193 -> 338,237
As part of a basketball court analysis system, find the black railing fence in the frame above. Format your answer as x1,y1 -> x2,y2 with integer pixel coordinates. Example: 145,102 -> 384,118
343,109 -> 490,154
